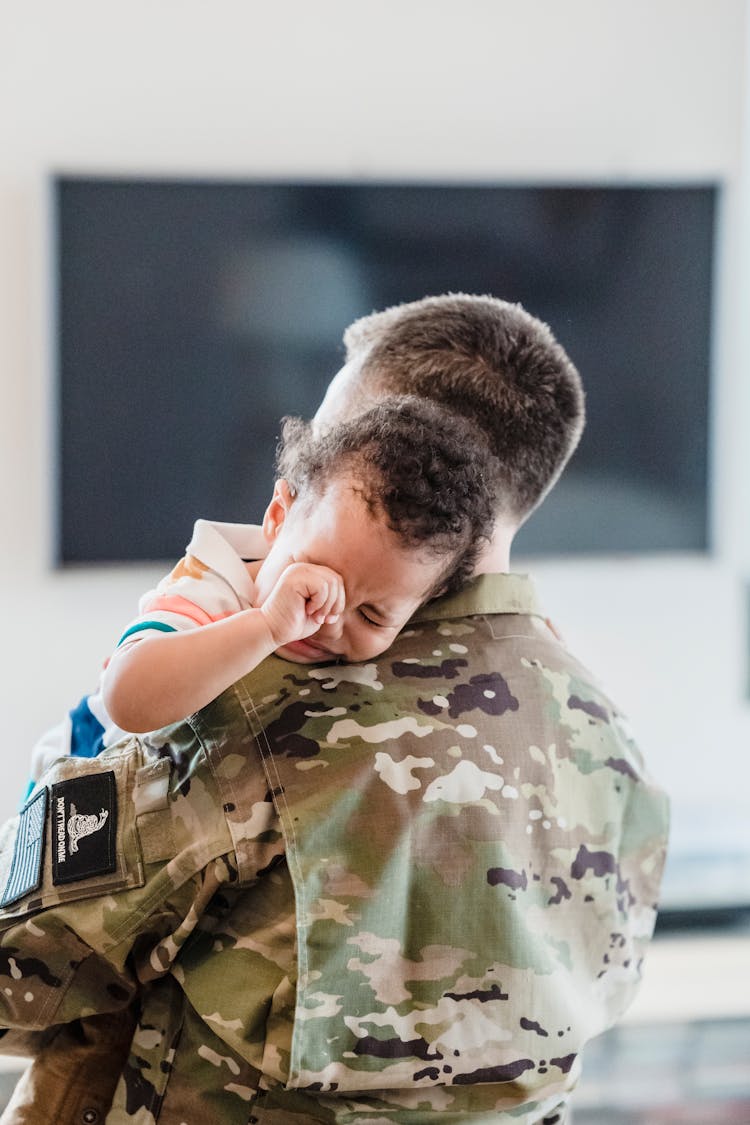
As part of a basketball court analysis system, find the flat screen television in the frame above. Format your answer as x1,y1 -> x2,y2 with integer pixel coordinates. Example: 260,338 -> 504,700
54,177 -> 716,564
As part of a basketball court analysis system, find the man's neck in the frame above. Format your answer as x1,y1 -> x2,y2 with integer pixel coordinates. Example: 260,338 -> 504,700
472,519 -> 516,576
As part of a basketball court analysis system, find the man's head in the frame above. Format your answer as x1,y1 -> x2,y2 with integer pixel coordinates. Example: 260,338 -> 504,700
315,294 -> 585,533
253,397 -> 495,663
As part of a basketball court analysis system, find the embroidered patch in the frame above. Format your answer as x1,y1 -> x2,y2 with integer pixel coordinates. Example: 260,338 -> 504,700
51,772 -> 117,885
0,788 -> 48,907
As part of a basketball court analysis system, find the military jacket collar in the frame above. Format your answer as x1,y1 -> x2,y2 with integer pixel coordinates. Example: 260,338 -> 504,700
412,572 -> 541,622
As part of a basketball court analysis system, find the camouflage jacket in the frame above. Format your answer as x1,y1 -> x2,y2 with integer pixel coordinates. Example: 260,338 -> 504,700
0,574 -> 669,1124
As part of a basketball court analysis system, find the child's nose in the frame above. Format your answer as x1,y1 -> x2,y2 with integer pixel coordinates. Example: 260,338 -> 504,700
317,614 -> 344,641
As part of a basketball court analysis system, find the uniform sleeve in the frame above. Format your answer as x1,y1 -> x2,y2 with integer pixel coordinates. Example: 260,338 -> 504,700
0,755 -> 140,1032
0,735 -> 235,1037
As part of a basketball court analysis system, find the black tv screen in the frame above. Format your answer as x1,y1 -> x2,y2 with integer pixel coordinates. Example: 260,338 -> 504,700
55,178 -> 716,563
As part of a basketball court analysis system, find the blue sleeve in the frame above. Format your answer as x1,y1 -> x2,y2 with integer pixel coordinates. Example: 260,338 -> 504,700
68,695 -> 107,760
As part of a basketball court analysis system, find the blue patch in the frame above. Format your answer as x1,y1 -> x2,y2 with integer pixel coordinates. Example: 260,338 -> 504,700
1,788 -> 48,907
69,696 -> 106,759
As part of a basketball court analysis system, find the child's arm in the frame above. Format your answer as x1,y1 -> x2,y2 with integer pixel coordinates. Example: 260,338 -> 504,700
101,562 -> 344,733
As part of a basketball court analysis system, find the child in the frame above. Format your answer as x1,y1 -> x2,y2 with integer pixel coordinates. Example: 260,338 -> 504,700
30,396 -> 494,781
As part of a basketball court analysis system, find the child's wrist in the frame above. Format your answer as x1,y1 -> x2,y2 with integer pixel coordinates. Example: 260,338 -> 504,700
254,604 -> 284,651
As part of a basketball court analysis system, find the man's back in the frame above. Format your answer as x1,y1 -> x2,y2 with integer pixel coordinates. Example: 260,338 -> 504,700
0,573 -> 668,1124
171,572 -> 668,1122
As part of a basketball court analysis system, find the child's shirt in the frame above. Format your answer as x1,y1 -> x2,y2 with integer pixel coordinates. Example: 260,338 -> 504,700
29,520 -> 265,787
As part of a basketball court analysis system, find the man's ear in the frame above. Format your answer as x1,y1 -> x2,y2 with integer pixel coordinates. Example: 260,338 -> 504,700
262,479 -> 296,544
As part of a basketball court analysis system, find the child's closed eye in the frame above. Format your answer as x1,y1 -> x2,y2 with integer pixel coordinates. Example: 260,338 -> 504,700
358,608 -> 384,627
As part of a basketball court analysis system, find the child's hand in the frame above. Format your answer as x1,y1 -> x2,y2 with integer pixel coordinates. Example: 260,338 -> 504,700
259,562 -> 345,649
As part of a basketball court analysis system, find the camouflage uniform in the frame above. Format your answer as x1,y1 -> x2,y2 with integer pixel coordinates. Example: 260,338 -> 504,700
0,575 -> 669,1123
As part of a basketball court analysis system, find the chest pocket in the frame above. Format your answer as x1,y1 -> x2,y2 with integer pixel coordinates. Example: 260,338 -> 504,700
0,741 -> 146,920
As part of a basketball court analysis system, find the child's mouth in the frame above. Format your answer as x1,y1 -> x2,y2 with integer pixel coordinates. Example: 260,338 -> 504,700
279,638 -> 340,662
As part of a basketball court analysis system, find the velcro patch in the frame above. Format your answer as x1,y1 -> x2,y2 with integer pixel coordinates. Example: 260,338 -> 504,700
51,771 -> 117,885
0,788 -> 48,907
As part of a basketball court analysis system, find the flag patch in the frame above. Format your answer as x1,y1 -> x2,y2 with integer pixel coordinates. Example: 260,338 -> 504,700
51,771 -> 117,885
0,788 -> 48,907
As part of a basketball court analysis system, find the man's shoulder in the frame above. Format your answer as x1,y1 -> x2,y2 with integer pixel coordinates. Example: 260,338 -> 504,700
226,567 -> 612,724
231,592 -> 632,766
414,571 -> 624,708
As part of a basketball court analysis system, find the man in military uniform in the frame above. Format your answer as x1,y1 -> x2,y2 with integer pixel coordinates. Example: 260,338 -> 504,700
0,295 -> 669,1123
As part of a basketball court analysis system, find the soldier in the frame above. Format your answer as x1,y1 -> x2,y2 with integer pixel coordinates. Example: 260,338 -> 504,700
0,294 -> 669,1124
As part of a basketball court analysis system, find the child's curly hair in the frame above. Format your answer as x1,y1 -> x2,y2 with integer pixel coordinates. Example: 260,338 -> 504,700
276,396 -> 496,597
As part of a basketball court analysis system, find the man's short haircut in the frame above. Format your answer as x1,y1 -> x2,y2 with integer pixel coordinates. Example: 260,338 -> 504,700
276,397 -> 495,596
342,293 -> 585,521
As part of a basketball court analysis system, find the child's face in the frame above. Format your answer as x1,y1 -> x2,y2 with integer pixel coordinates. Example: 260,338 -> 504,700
254,475 -> 447,664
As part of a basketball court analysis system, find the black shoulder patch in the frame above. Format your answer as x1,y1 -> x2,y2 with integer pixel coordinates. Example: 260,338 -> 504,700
51,771 -> 117,885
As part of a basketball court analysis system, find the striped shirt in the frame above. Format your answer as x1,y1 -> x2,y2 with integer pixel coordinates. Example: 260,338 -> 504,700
29,520 -> 265,786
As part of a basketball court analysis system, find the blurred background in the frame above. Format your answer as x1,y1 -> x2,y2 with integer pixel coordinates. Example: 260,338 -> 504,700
1,1 -> 749,1119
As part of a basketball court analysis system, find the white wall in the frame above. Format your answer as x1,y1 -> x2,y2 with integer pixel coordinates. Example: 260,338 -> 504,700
1,0 -> 748,906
